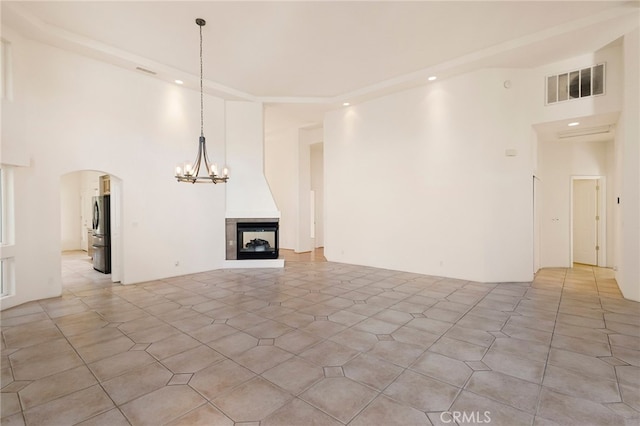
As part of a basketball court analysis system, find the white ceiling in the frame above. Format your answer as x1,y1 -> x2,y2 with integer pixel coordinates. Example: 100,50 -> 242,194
2,1 -> 639,131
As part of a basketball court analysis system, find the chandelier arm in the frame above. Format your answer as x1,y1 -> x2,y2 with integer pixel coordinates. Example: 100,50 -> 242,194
201,137 -> 214,176
191,137 -> 204,177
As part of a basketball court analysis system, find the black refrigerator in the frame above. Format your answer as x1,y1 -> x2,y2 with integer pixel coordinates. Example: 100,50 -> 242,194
91,195 -> 111,273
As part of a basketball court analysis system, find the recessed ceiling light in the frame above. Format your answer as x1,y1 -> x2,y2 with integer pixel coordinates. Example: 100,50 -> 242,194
343,102 -> 350,106
175,79 -> 184,85
428,76 -> 437,81
568,122 -> 580,126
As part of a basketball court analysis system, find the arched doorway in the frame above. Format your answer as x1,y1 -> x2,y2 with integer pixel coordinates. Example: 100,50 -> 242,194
60,170 -> 123,283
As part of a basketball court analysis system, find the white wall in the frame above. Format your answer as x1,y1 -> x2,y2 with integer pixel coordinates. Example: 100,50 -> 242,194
60,173 -> 81,251
225,102 -> 280,220
264,33 -> 637,295
325,68 -> 535,283
616,28 -> 640,300
1,28 -> 239,309
323,38 -> 635,285
265,128 -> 297,249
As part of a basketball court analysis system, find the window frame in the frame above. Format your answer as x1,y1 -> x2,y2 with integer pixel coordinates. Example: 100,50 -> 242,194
1,38 -> 13,101
1,167 -> 16,298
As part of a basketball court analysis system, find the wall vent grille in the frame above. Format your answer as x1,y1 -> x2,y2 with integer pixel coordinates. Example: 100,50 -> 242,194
557,125 -> 613,139
546,63 -> 605,105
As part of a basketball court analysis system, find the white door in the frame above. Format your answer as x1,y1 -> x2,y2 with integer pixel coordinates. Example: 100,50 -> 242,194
573,179 -> 598,265
533,176 -> 541,274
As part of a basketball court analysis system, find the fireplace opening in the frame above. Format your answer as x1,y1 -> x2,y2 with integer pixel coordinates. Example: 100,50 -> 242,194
237,222 -> 279,259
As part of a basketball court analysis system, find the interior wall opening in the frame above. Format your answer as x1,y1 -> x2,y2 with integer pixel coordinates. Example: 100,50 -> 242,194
60,170 -> 123,283
534,112 -> 617,271
571,176 -> 606,267
310,142 -> 324,249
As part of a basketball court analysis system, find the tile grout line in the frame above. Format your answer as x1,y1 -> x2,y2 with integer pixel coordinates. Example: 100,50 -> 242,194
2,256 -> 636,425
530,267 -> 565,425
10,294 -> 134,425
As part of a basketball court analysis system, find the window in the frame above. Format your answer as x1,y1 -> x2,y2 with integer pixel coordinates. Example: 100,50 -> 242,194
546,63 -> 605,105
0,258 -> 15,298
1,38 -> 12,101
0,167 -> 12,245
1,167 -> 15,298
0,169 -> 3,245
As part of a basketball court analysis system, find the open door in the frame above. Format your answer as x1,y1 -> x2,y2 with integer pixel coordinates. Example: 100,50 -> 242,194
533,175 -> 541,274
572,178 -> 600,265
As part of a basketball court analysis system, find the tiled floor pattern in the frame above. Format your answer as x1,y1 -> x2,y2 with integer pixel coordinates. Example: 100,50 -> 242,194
1,252 -> 639,425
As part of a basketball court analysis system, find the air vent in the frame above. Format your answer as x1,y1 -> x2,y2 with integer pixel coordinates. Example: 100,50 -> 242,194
135,66 -> 157,75
558,125 -> 612,139
546,63 -> 605,105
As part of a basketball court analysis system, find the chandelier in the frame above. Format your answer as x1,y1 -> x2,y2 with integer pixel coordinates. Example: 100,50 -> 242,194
175,18 -> 229,184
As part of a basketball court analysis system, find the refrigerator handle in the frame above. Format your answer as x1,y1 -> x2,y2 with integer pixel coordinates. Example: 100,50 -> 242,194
93,201 -> 99,230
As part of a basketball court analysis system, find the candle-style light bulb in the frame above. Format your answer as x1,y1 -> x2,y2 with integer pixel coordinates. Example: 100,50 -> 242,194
175,166 -> 182,176
223,167 -> 229,177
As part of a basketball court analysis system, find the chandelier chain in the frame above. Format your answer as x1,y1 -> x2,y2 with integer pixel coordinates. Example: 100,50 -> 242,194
200,22 -> 204,137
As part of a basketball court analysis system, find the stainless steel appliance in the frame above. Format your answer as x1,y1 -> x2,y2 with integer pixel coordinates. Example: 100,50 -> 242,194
91,195 -> 111,273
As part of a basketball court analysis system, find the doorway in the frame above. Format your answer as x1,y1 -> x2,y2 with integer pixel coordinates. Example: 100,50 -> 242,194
60,170 -> 123,283
533,175 -> 541,274
310,142 -> 324,249
571,176 -> 605,266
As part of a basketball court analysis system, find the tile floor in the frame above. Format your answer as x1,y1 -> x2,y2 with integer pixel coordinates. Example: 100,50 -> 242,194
1,252 -> 639,425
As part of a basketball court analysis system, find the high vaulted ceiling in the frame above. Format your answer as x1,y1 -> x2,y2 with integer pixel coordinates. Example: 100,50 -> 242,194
2,1 -> 639,130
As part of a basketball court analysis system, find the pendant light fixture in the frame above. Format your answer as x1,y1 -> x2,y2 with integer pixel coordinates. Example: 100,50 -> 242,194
175,18 -> 229,184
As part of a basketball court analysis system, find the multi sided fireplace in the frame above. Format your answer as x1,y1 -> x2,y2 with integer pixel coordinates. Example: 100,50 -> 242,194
236,221 -> 279,259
